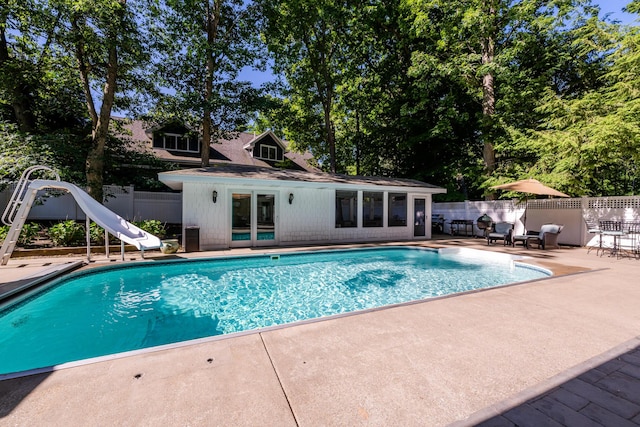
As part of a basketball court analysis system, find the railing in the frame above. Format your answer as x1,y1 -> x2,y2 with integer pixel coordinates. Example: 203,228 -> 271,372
2,166 -> 60,226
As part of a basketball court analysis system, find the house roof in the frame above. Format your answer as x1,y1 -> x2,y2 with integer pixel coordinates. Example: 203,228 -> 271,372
119,119 -> 320,173
159,164 -> 447,193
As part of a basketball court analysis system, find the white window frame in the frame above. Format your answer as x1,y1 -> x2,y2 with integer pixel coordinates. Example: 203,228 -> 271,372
154,132 -> 199,153
258,144 -> 279,161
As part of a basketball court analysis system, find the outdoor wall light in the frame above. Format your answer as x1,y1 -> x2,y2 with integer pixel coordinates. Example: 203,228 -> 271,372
288,193 -> 294,204
212,190 -> 218,203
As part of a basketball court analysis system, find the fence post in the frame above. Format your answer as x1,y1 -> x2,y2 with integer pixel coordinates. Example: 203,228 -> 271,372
129,185 -> 135,221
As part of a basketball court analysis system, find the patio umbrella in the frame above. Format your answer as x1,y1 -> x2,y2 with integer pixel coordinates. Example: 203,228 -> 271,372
490,178 -> 570,230
490,178 -> 570,198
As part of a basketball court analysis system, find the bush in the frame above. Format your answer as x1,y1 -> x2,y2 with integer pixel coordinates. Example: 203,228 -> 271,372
0,223 -> 41,246
89,222 -> 107,245
132,219 -> 166,239
48,220 -> 86,246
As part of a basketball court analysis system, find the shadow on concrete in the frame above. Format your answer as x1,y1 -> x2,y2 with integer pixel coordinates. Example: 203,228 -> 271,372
0,371 -> 52,418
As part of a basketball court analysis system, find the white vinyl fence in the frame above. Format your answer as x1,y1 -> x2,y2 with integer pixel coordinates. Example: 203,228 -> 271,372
433,197 -> 640,246
3,181 -> 639,247
0,184 -> 182,224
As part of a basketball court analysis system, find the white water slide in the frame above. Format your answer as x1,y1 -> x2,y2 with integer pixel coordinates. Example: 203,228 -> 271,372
1,168 -> 161,265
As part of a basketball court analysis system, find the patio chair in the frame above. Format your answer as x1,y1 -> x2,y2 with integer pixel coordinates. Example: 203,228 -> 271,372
583,217 -> 602,254
487,222 -> 513,246
527,224 -> 564,250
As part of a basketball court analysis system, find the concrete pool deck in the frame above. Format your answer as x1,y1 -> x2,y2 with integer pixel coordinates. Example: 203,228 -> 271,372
1,239 -> 640,426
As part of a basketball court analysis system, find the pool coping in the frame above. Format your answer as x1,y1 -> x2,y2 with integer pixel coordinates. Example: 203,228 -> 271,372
1,245 -> 580,380
2,239 -> 638,426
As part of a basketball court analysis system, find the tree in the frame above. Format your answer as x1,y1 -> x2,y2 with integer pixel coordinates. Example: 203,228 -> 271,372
509,12 -> 640,196
258,0 -> 357,173
50,0 -> 153,201
0,0 -> 85,132
150,0 -> 263,167
406,0 -> 593,184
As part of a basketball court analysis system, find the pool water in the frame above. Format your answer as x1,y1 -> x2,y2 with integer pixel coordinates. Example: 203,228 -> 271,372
0,247 -> 549,375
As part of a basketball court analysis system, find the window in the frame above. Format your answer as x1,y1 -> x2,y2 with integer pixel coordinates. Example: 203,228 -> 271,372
388,193 -> 407,226
259,144 -> 278,160
362,191 -> 383,227
165,135 -> 176,150
152,132 -> 199,153
335,190 -> 357,228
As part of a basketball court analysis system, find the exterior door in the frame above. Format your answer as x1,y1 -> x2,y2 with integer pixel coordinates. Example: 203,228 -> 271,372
230,192 -> 276,247
255,193 -> 275,246
413,198 -> 426,237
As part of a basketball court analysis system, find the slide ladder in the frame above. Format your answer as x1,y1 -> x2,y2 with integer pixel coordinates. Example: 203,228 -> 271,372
1,166 -> 60,265
1,167 -> 162,266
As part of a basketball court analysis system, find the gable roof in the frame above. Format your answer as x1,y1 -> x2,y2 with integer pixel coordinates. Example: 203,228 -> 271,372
242,130 -> 287,152
117,119 -> 320,173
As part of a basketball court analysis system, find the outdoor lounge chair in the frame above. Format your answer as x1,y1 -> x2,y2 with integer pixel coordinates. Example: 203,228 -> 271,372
487,222 -> 513,246
527,224 -> 564,250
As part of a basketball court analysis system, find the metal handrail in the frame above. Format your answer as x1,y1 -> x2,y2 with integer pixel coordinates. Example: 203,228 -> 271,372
1,165 -> 60,226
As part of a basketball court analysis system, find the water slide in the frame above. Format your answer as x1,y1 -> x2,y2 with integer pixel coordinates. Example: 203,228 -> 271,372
1,178 -> 161,265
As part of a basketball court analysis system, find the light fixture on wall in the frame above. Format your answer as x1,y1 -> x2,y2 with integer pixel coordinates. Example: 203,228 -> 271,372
212,190 -> 218,203
288,193 -> 294,204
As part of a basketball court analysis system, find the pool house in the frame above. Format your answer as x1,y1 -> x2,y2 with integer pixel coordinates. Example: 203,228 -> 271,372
158,165 -> 447,250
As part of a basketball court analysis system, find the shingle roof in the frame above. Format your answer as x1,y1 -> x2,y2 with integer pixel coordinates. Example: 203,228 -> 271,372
117,119 -> 321,173
159,164 -> 446,192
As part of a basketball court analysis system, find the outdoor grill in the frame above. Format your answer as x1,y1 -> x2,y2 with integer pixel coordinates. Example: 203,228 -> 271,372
476,214 -> 494,236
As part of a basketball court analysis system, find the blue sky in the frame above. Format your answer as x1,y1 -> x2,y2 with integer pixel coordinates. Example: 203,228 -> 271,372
598,0 -> 637,24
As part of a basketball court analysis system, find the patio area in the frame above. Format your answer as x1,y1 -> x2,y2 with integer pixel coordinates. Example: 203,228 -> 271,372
1,238 -> 640,426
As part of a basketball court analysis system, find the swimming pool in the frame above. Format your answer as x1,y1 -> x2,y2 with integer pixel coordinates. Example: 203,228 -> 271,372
0,247 -> 549,376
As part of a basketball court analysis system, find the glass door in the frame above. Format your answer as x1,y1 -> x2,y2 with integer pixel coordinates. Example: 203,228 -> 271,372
231,192 -> 276,247
413,198 -> 426,237
255,193 -> 275,245
231,193 -> 252,245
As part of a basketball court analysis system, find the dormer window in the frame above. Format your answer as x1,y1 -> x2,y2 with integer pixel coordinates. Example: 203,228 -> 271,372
153,132 -> 199,153
259,144 -> 278,161
244,131 -> 286,162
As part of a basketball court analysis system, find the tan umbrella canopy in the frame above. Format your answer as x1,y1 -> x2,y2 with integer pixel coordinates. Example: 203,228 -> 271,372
491,179 -> 570,231
491,178 -> 570,198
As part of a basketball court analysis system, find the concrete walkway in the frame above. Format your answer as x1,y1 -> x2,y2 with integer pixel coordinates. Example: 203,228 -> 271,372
1,239 -> 640,426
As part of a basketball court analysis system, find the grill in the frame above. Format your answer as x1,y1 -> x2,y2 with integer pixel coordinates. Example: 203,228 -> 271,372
476,214 -> 494,234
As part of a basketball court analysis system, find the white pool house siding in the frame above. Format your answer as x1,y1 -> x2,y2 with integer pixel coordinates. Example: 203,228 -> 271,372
159,166 -> 447,250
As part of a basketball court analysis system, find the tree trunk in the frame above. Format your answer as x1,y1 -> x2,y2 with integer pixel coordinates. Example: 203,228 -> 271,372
324,103 -> 336,174
481,0 -> 496,177
0,27 -> 36,132
201,0 -> 221,167
85,43 -> 118,202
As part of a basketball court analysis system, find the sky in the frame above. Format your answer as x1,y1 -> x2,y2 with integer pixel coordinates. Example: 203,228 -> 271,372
598,0 -> 637,24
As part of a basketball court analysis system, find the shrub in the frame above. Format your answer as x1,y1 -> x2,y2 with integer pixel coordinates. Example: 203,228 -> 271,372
89,222 -> 106,245
133,219 -> 166,239
0,223 -> 41,246
19,222 -> 41,245
48,220 -> 86,246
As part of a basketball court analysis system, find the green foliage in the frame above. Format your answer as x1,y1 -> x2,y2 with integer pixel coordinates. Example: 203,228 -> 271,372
132,220 -> 166,239
48,220 -> 86,247
0,222 -> 43,247
149,0 -> 265,166
89,222 -> 107,245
